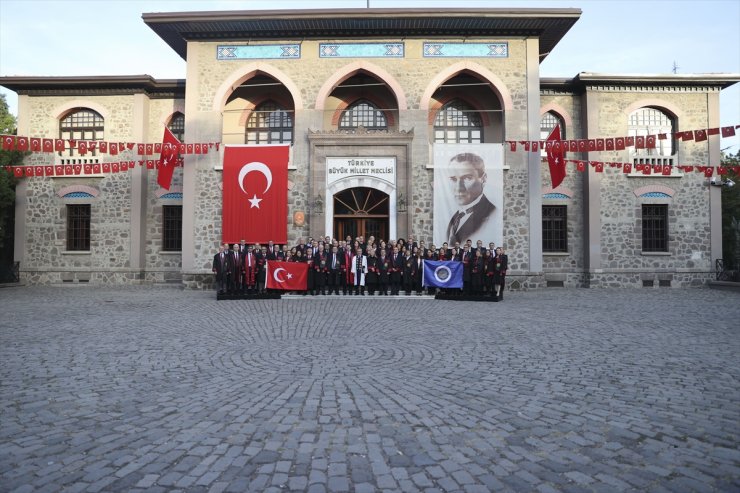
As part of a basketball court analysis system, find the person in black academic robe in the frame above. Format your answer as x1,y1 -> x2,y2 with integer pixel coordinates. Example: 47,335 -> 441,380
312,245 -> 328,295
412,253 -> 424,295
402,253 -> 414,295
365,250 -> 379,295
493,247 -> 508,301
461,247 -> 473,295
425,249 -> 437,295
471,249 -> 485,295
377,251 -> 390,295
389,247 -> 402,295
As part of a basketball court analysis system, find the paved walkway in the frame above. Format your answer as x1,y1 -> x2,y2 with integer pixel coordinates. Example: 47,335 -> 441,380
1,286 -> 738,493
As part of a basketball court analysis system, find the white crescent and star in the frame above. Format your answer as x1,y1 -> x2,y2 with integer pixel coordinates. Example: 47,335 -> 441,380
238,162 -> 272,209
272,267 -> 294,283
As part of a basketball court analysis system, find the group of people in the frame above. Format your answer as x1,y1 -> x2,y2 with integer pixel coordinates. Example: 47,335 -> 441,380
212,235 -> 508,301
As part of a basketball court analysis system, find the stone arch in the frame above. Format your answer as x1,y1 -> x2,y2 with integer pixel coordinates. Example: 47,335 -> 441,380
315,61 -> 407,111
540,103 -> 574,133
57,184 -> 100,198
624,99 -> 683,123
237,94 -> 297,127
155,185 -> 184,198
633,185 -> 676,198
213,62 -> 303,112
160,107 -> 186,127
541,185 -> 574,198
420,61 -> 514,112
325,177 -> 397,240
52,101 -> 110,122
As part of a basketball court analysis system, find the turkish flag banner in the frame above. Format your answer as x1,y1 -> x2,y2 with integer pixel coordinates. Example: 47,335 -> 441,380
568,140 -> 578,152
508,141 -> 516,152
30,138 -> 41,152
721,126 -> 736,138
587,140 -> 596,152
646,135 -> 656,149
137,143 -> 145,155
635,136 -> 645,149
546,125 -> 567,189
73,165 -> 82,175
78,141 -> 88,155
222,145 -> 289,244
626,136 -> 635,147
111,163 -> 120,173
531,141 -> 538,152
25,166 -> 35,177
596,139 -> 605,151
16,137 -> 29,151
704,167 -> 714,177
13,167 -> 23,178
605,139 -> 615,151
154,143 -> 162,153
45,165 -> 54,176
64,165 -> 73,175
84,164 -> 92,174
576,160 -> 586,172
99,141 -> 108,153
266,260 -> 308,291
93,164 -> 101,174
42,139 -> 53,152
615,137 -> 625,150
55,165 -> 65,176
682,131 -> 694,141
145,144 -> 154,156
110,143 -> 119,155
55,139 -> 65,152
157,128 -> 181,190
623,163 -> 632,173
694,130 -> 707,142
102,163 -> 111,173
662,165 -> 672,176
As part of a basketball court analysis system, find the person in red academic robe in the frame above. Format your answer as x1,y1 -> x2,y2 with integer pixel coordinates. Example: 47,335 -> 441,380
243,244 -> 258,294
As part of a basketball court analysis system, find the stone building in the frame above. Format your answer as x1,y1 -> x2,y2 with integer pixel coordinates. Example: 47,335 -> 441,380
1,8 -> 737,288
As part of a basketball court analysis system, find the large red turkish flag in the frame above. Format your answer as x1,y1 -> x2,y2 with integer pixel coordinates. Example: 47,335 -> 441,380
222,145 -> 289,244
157,127 -> 181,190
546,125 -> 566,189
266,261 -> 308,291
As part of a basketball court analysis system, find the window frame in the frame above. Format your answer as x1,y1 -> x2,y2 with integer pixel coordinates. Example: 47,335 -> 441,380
66,204 -> 91,251
641,204 -> 669,253
246,101 -> 294,144
433,99 -> 484,144
59,109 -> 104,157
162,205 -> 183,252
542,205 -> 568,253
167,112 -> 185,142
338,99 -> 388,131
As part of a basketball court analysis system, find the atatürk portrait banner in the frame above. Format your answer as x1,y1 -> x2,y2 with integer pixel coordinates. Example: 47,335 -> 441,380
433,143 -> 504,248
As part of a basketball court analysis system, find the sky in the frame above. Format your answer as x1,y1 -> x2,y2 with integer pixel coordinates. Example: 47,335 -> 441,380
0,0 -> 738,152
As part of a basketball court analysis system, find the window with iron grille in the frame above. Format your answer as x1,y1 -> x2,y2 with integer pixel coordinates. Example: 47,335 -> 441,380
642,204 -> 669,252
66,204 -> 91,251
167,112 -> 185,142
162,205 -> 182,252
542,205 -> 568,253
246,101 -> 293,144
433,100 -> 483,143
629,107 -> 675,157
59,109 -> 104,157
339,100 -> 387,130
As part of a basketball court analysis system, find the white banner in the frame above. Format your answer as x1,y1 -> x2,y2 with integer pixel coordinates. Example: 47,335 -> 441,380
326,157 -> 396,186
433,144 -> 504,247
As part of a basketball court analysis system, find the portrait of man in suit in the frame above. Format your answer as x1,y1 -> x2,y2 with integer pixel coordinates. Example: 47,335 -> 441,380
433,144 -> 503,247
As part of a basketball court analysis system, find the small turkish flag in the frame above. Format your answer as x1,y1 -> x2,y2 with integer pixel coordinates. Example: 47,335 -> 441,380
523,141 -> 530,151
77,141 -> 88,155
73,165 -> 82,175
186,144 -> 194,154
587,140 -> 596,152
84,164 -> 92,174
596,139 -> 605,151
646,135 -> 656,149
266,261 -> 308,291
508,141 -> 516,152
127,143 -> 135,150
55,165 -> 64,176
721,126 -> 736,138
154,143 -> 162,153
147,160 -> 155,169
13,167 -> 23,177
704,167 -> 714,177
623,163 -> 632,173
576,161 -> 586,172
145,144 -> 153,155
55,139 -> 65,152
615,137 -> 625,150
25,166 -> 35,177
137,144 -> 145,155
662,165 -> 672,176
642,165 -> 651,175
102,163 -> 111,173
112,163 -> 120,173
121,161 -> 129,172
45,165 -> 54,176
626,136 -> 635,147
110,143 -> 119,155
682,131 -> 694,141
635,136 -> 645,149
2,135 -> 14,150
178,143 -> 186,154
568,140 -> 578,152
42,139 -> 53,152
16,137 -> 29,151
99,141 -> 108,153
683,166 -> 694,172
93,164 -> 101,174
605,139 -> 615,151
64,165 -> 73,175
593,162 -> 604,173
30,138 -> 41,152
694,130 -> 707,142
531,141 -> 538,152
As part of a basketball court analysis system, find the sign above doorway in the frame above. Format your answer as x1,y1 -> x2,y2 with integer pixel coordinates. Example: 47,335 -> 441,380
326,157 -> 396,186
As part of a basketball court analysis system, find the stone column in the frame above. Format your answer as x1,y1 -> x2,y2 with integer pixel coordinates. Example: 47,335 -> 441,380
707,89 -> 722,266
526,38 -> 543,273
14,95 -> 30,266
582,89 -> 602,274
129,93 -> 149,277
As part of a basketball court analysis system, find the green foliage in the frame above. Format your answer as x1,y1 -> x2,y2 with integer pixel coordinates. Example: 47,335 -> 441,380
720,150 -> 740,270
0,94 -> 19,252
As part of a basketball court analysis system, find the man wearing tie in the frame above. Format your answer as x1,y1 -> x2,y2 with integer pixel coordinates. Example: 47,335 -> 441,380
328,245 -> 342,295
243,244 -> 257,294
445,152 -> 495,245
212,245 -> 229,294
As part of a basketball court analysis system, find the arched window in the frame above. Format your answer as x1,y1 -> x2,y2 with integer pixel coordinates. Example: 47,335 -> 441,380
540,111 -> 565,157
167,112 -> 185,142
628,107 -> 674,157
434,100 -> 483,143
339,100 -> 387,131
59,109 -> 104,156
246,101 -> 293,144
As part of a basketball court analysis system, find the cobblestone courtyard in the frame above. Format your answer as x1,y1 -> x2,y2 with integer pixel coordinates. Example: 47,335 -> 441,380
1,286 -> 738,493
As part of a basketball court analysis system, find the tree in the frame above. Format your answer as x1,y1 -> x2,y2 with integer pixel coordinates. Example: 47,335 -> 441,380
0,93 -> 24,255
720,150 -> 740,275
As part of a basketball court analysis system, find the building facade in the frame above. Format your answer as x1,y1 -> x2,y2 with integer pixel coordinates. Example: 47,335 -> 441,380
1,8 -> 737,288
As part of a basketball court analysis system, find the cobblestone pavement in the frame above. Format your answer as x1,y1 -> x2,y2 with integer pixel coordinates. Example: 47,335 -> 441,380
1,286 -> 739,493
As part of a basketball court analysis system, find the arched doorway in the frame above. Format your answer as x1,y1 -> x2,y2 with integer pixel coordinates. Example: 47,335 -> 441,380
333,187 -> 389,241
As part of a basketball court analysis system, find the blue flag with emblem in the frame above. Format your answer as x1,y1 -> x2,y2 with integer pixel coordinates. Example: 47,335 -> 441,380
422,260 -> 463,289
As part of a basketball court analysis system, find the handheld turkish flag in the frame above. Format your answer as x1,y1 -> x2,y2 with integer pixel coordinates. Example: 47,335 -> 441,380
222,145 -> 289,244
546,125 -> 567,189
157,127 -> 181,190
266,260 -> 308,291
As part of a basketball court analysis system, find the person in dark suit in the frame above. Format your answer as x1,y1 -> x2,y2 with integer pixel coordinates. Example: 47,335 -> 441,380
378,249 -> 390,295
328,245 -> 342,295
445,152 -> 495,245
212,245 -> 230,294
312,243 -> 328,295
389,246 -> 402,295
493,246 -> 508,301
